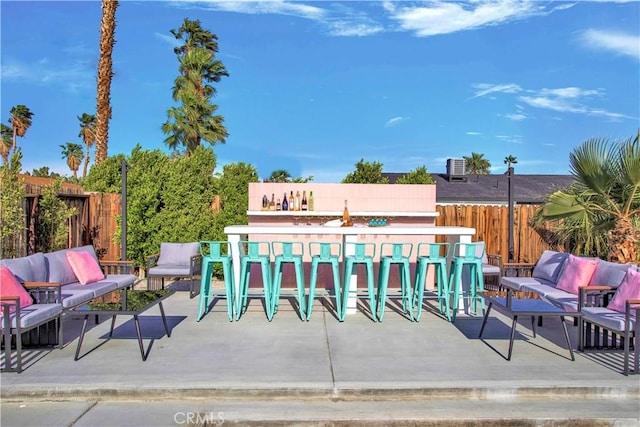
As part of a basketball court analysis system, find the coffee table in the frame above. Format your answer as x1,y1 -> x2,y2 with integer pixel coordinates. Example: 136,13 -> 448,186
74,289 -> 174,361
478,290 -> 581,361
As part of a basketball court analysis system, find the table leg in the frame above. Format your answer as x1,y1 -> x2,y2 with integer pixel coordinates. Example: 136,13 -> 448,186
507,315 -> 518,361
228,233 -> 241,318
133,314 -> 146,361
478,301 -> 494,338
159,302 -> 171,338
109,315 -> 117,337
560,316 -> 575,361
74,315 -> 90,361
343,234 -> 358,315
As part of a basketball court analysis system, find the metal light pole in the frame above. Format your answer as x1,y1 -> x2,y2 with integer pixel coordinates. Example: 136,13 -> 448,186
121,160 -> 129,261
507,166 -> 514,263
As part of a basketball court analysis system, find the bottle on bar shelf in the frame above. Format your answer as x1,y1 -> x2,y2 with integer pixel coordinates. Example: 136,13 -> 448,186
270,193 -> 275,210
342,199 -> 353,227
262,194 -> 268,210
276,197 -> 281,211
308,191 -> 314,211
290,191 -> 295,210
301,191 -> 308,211
282,192 -> 289,211
295,190 -> 301,211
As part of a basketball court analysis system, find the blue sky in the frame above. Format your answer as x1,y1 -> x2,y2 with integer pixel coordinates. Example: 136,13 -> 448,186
1,1 -> 639,182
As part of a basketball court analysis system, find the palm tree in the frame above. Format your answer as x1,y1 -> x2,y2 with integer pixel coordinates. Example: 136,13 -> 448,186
78,113 -> 96,177
0,124 -> 12,164
504,155 -> 518,169
163,18 -> 228,155
533,136 -> 640,263
95,0 -> 118,164
267,169 -> 292,183
9,105 -> 34,153
464,152 -> 491,175
60,142 -> 84,178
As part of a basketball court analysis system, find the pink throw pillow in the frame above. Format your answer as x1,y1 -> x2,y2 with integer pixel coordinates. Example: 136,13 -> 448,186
607,269 -> 640,313
0,266 -> 33,311
555,254 -> 598,295
66,251 -> 104,285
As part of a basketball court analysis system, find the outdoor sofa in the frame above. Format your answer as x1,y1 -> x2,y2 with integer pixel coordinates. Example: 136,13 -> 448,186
500,250 -> 640,374
1,245 -> 136,372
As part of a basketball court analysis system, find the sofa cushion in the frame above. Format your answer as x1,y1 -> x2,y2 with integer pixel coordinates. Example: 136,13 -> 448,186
500,276 -> 555,291
0,252 -> 47,283
0,266 -> 34,310
582,306 -> 635,333
589,260 -> 637,288
532,250 -> 568,284
45,249 -> 78,285
555,255 -> 598,295
66,251 -> 105,285
148,265 -> 192,277
70,245 -> 100,263
2,303 -> 62,329
607,269 -> 640,313
157,242 -> 199,266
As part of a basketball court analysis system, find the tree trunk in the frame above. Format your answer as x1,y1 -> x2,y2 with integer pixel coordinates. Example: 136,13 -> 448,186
607,217 -> 639,263
95,0 -> 118,164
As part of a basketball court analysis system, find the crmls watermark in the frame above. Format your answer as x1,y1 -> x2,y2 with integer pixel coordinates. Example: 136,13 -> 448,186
174,411 -> 224,426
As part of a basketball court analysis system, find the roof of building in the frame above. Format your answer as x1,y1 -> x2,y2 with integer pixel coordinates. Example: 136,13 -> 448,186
384,172 -> 575,204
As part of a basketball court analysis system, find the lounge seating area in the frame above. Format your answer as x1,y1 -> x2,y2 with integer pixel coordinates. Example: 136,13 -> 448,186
500,250 -> 640,375
1,245 -> 136,372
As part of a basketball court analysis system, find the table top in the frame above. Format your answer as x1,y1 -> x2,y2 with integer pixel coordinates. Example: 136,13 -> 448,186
80,289 -> 175,315
488,296 -> 580,316
225,225 -> 476,236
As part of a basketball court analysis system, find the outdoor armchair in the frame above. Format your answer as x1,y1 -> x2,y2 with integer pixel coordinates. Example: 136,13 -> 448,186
146,242 -> 202,299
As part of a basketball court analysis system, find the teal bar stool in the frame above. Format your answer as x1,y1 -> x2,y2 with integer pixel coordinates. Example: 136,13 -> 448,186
197,241 -> 234,322
413,242 -> 450,322
448,242 -> 485,322
376,242 -> 413,321
307,242 -> 342,321
342,242 -> 377,321
271,241 -> 306,321
236,241 -> 273,321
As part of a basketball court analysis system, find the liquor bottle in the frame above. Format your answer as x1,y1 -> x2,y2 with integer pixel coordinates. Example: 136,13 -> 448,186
308,191 -> 314,211
270,193 -> 275,210
262,194 -> 268,210
301,191 -> 308,211
282,193 -> 289,211
276,198 -> 281,211
342,199 -> 353,226
290,191 -> 295,211
295,191 -> 301,211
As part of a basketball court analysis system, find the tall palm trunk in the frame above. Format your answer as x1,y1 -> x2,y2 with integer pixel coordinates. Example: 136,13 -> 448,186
608,217 -> 639,263
95,0 -> 118,164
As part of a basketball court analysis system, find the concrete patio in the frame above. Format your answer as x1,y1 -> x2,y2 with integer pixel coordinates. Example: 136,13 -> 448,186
1,283 -> 639,426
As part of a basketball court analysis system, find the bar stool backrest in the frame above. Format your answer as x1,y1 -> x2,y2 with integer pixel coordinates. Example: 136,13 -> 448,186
200,241 -> 230,259
380,242 -> 413,259
453,242 -> 484,261
239,241 -> 271,259
417,242 -> 449,259
309,242 -> 341,259
272,241 -> 304,258
345,242 -> 376,260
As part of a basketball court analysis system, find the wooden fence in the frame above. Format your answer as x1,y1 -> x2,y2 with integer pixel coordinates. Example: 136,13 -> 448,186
435,204 -> 553,264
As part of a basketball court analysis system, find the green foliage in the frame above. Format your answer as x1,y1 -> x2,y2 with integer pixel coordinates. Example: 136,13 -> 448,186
265,169 -> 313,183
212,162 -> 259,240
342,159 -> 389,184
83,153 -> 126,193
36,178 -> 78,253
155,146 -> 217,243
395,166 -> 436,184
464,152 -> 491,175
0,150 -> 25,258
163,19 -> 229,154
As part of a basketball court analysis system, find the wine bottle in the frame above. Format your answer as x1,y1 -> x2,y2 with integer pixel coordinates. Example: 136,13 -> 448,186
276,197 -> 281,211
295,190 -> 301,211
270,193 -> 275,210
282,193 -> 289,211
342,199 -> 353,226
262,194 -> 268,210
290,191 -> 295,211
308,191 -> 314,211
301,191 -> 308,211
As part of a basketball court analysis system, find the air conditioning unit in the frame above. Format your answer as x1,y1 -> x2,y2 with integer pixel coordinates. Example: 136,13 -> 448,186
447,158 -> 467,182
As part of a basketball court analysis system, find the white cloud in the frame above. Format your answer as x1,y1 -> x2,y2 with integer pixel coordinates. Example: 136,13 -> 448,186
470,83 -> 522,99
581,29 -> 640,61
504,113 -> 527,121
385,116 -> 409,127
466,131 -> 482,135
1,59 -> 93,92
383,0 -> 546,37
171,0 -> 327,20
